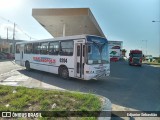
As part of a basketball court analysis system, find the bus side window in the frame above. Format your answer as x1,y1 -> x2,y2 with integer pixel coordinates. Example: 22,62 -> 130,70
24,43 -> 32,54
40,42 -> 48,55
83,45 -> 85,57
16,44 -> 20,53
60,41 -> 73,56
49,42 -> 59,55
77,45 -> 80,56
33,43 -> 40,54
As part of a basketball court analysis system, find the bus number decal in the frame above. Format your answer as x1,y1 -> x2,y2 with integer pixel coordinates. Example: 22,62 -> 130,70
60,58 -> 67,63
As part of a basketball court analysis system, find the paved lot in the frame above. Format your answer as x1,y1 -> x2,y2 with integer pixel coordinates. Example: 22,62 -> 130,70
0,60 -> 21,74
0,60 -> 160,120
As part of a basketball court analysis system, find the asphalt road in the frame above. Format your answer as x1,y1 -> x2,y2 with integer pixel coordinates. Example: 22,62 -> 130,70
0,60 -> 160,119
21,61 -> 160,111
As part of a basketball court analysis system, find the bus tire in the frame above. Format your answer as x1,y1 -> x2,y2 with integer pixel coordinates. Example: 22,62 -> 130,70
60,67 -> 69,79
25,61 -> 31,70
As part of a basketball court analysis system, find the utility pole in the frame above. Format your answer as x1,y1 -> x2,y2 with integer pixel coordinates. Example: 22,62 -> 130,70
13,23 -> 15,40
7,28 -> 8,41
12,23 -> 15,54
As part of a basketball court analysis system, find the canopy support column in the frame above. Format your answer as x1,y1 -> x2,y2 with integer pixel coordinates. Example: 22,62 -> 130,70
63,23 -> 66,37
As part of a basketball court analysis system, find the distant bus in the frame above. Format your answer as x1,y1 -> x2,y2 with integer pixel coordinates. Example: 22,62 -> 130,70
15,35 -> 110,80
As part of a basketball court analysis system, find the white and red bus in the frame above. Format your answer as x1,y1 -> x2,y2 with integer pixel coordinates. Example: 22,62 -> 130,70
15,35 -> 110,80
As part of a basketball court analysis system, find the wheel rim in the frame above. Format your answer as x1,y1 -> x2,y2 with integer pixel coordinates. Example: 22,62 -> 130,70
26,62 -> 30,70
61,69 -> 68,78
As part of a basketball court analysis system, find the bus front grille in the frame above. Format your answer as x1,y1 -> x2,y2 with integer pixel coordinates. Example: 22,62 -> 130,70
96,70 -> 106,74
133,58 -> 140,63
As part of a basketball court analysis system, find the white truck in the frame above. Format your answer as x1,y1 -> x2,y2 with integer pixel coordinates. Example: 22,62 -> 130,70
108,41 -> 122,62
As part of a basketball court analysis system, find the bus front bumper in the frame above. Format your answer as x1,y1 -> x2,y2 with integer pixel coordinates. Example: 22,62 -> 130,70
85,72 -> 110,80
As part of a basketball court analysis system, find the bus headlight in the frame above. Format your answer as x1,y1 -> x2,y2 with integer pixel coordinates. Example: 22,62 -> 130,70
86,71 -> 89,73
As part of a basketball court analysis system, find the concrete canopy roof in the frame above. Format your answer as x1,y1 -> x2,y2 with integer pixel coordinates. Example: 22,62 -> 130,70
32,8 -> 105,38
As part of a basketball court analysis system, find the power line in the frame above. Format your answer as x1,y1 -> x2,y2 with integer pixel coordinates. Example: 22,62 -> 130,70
0,16 -> 14,24
0,16 -> 37,40
15,23 -> 37,40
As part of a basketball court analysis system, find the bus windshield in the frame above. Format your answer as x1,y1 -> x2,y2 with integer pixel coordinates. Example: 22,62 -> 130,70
87,36 -> 109,64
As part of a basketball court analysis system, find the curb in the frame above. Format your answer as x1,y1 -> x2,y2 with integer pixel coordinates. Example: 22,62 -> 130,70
143,63 -> 160,66
97,95 -> 112,120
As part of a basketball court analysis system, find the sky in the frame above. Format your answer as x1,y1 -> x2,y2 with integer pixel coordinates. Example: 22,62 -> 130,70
0,0 -> 159,57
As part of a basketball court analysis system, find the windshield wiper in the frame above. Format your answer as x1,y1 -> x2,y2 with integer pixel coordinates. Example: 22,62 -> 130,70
92,41 -> 106,53
92,42 -> 106,63
92,41 -> 104,49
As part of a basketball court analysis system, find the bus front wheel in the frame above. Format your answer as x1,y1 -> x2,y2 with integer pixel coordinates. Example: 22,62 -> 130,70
60,67 -> 69,79
25,61 -> 31,70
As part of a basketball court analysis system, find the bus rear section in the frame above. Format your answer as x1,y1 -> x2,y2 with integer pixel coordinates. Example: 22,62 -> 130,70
15,44 -> 25,67
129,50 -> 143,66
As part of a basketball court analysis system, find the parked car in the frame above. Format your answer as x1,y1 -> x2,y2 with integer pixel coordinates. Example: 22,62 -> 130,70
0,53 -> 7,59
1,52 -> 14,59
0,54 -> 4,59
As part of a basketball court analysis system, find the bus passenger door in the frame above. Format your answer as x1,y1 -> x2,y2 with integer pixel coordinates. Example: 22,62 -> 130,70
76,43 -> 85,79
20,45 -> 24,66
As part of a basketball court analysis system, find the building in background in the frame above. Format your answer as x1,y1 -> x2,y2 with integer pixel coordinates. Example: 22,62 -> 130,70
108,41 -> 123,61
0,39 -> 24,53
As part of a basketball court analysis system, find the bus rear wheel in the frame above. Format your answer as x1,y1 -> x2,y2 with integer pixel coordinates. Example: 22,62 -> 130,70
25,61 -> 31,70
60,67 -> 69,79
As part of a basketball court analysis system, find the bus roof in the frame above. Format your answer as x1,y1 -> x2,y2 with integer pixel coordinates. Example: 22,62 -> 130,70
16,34 -> 107,44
